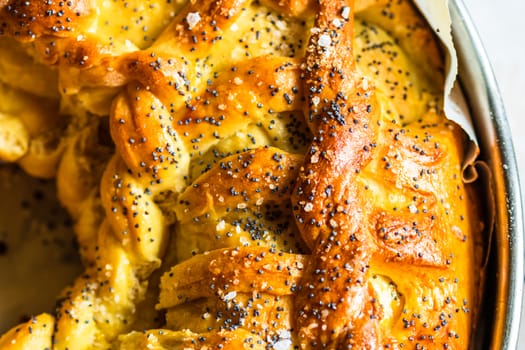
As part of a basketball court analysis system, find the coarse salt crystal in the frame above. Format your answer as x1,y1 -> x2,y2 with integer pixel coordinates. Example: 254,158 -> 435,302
273,339 -> 292,350
341,6 -> 351,20
304,203 -> 314,212
275,20 -> 287,30
332,18 -> 343,28
318,34 -> 331,48
362,77 -> 369,90
233,77 -> 243,85
278,330 -> 291,339
216,220 -> 226,231
186,12 -> 201,30
223,291 -> 237,301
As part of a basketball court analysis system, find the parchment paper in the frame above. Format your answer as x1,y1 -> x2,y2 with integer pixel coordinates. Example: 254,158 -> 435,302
414,0 -> 478,145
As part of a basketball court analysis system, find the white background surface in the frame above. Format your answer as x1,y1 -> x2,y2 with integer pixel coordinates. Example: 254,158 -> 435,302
461,0 -> 525,346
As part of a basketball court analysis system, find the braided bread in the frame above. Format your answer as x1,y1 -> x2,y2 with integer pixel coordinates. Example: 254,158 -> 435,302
0,35 -> 113,184
0,42 -> 63,177
0,0 -> 483,349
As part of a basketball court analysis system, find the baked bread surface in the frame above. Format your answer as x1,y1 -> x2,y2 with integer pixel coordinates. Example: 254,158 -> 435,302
0,0 -> 483,349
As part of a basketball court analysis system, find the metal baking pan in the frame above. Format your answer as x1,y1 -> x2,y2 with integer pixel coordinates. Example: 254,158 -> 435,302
450,0 -> 524,348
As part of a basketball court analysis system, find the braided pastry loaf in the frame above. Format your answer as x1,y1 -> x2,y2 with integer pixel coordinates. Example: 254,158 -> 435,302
0,0 -> 483,349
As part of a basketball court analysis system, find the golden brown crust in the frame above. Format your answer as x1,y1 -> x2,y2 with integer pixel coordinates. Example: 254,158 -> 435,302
158,247 -> 307,309
0,0 -> 94,40
109,55 -> 303,187
0,0 -> 482,349
174,147 -> 303,221
356,0 -> 444,83
291,1 -> 381,347
0,313 -> 55,349
117,329 -> 267,350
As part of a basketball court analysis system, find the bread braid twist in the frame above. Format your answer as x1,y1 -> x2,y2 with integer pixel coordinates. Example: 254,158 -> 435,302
52,1 -> 312,348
